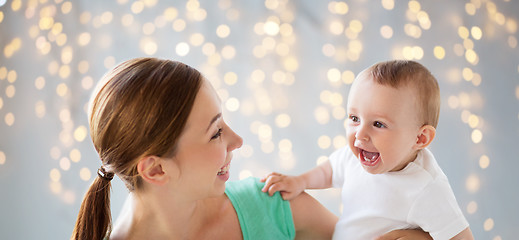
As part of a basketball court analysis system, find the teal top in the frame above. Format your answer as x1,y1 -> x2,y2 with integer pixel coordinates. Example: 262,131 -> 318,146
225,177 -> 296,240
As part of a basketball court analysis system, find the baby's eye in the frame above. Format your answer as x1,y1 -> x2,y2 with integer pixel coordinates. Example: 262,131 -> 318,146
373,121 -> 386,128
211,128 -> 223,140
349,115 -> 359,123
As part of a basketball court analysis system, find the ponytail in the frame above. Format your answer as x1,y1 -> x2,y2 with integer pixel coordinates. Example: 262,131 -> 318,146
71,170 -> 113,240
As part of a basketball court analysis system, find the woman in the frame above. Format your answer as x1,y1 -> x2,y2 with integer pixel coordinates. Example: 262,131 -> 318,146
72,57 -> 432,239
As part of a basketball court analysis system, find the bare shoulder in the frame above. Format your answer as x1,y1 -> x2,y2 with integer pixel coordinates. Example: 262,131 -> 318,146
289,192 -> 338,240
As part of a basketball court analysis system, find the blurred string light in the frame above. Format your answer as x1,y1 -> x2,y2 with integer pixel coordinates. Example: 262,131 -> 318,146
0,0 -> 517,238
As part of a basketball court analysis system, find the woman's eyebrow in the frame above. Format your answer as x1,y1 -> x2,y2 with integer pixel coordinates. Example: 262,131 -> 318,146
206,113 -> 222,133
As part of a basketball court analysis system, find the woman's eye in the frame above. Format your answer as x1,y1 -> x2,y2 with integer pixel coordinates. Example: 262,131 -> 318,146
373,121 -> 386,128
211,128 -> 222,140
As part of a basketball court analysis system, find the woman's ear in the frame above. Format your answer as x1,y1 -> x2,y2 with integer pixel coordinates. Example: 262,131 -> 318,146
137,156 -> 169,186
414,125 -> 436,150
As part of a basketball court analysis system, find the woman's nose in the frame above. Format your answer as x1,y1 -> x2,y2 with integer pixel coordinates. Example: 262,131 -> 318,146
227,127 -> 243,151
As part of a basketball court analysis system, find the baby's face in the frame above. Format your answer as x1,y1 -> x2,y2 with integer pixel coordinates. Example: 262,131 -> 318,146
345,74 -> 423,174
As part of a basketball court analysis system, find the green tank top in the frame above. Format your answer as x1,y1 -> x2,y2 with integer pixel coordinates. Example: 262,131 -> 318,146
225,177 -> 296,240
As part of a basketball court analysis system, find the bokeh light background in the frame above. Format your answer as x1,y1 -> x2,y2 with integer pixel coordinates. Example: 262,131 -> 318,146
0,0 -> 518,239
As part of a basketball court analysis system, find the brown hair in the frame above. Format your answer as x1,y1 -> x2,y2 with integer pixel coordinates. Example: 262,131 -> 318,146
71,58 -> 203,240
364,60 -> 440,128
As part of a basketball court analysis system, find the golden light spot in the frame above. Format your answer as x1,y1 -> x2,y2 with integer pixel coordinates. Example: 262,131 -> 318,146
70,149 -> 81,163
334,2 -> 349,14
239,144 -> 253,158
465,49 -> 478,64
104,56 -> 116,69
131,1 -> 144,14
471,129 -> 483,143
448,96 -> 459,109
264,21 -> 280,36
121,14 -> 134,27
333,135 -> 346,149
318,135 -> 332,149
221,45 -> 236,59
224,72 -> 238,86
381,0 -> 394,10
173,19 -> 186,32
74,125 -> 87,142
493,236 -> 502,240
80,167 -> 91,181
484,218 -> 494,231
201,42 -> 216,56
5,85 -> 15,98
404,24 -> 422,38
462,67 -> 473,81
50,181 -> 62,194
465,3 -> 476,15
0,151 -> 5,165
332,106 -> 346,120
329,93 -> 343,106
283,56 -> 298,72
62,190 -> 76,204
330,21 -> 344,35
279,139 -> 292,152
11,0 -> 21,11
279,152 -> 296,170
434,46 -> 445,59
39,17 -> 54,30
272,71 -> 286,85
60,157 -> 71,171
258,124 -> 272,142
35,100 -> 46,118
208,53 -> 222,66
175,42 -> 190,56
79,12 -> 92,24
468,114 -> 479,128
189,33 -> 204,47
0,11 -> 3,23
59,65 -> 70,79
516,86 -> 519,99
141,38 -> 158,55
251,69 -> 265,83
163,7 -> 178,21
275,114 -> 291,128
142,22 -> 156,35
466,174 -> 480,193
61,46 -> 73,64
453,43 -> 464,57
466,201 -> 477,214
225,98 -> 240,112
51,22 -> 63,35
216,24 -> 231,38
5,112 -> 14,126
239,170 -> 253,180
50,168 -> 61,182
408,0 -> 420,12
349,20 -> 362,33
79,76 -> 91,91
0,67 -> 6,79
327,68 -> 341,83
316,156 -> 328,166
380,25 -> 393,39
279,23 -> 293,37
342,70 -> 355,84
458,26 -> 469,39
50,147 -> 61,160
0,97 -> 3,110
472,73 -> 482,86
471,26 -> 482,40
61,1 -> 72,14
55,33 -> 67,46
276,42 -> 290,56
34,76 -> 45,90
477,155 -> 490,170
322,43 -> 336,57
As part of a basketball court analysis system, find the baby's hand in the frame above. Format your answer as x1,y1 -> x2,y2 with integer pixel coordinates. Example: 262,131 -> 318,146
260,172 -> 305,200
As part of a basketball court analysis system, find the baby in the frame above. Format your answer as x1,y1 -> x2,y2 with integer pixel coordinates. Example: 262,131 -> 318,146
262,60 -> 473,239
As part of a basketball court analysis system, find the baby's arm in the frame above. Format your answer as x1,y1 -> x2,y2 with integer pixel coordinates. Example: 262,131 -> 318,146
449,227 -> 474,240
261,160 -> 333,200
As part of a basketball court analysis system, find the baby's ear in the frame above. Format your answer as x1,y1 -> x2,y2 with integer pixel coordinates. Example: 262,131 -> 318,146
414,125 -> 436,150
137,156 -> 168,186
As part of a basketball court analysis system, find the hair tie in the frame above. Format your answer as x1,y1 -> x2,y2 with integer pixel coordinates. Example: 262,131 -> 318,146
97,166 -> 114,181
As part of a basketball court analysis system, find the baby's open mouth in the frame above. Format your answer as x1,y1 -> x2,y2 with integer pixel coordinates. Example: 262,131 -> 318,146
360,149 -> 380,167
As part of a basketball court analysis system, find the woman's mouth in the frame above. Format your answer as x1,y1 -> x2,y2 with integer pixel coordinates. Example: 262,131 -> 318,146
359,149 -> 380,167
217,161 -> 230,176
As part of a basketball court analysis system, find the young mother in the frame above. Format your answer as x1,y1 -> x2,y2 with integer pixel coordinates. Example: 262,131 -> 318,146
72,57 -> 432,240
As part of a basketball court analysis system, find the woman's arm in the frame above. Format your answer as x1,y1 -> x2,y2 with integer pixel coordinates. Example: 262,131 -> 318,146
289,191 -> 338,240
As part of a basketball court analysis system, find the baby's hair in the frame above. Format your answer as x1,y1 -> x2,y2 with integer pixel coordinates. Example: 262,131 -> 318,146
365,60 -> 440,128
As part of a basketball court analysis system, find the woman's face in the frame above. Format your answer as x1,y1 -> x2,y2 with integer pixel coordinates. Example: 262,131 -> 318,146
170,79 -> 243,199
